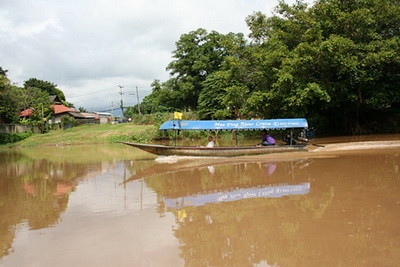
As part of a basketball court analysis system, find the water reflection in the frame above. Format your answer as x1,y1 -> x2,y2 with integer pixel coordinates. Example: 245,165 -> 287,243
133,150 -> 399,266
0,143 -> 399,266
132,157 -> 312,209
134,158 -> 318,267
164,183 -> 311,208
0,148 -> 114,259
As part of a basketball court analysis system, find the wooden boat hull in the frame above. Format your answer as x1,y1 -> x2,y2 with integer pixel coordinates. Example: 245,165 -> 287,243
119,142 -> 308,157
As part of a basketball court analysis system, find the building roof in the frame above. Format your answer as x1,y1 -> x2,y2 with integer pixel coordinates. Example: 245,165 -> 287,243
19,109 -> 31,117
49,95 -> 62,104
20,105 -> 77,117
79,112 -> 100,119
65,112 -> 86,119
53,105 -> 77,114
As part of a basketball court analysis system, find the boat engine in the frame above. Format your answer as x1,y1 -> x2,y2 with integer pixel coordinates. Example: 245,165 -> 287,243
298,127 -> 315,142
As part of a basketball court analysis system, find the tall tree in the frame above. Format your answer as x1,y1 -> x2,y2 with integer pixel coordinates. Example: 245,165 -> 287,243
24,78 -> 66,102
0,67 -> 9,93
244,0 -> 400,133
166,29 -> 246,111
0,67 -> 10,122
198,70 -> 249,119
140,79 -> 184,114
0,86 -> 52,123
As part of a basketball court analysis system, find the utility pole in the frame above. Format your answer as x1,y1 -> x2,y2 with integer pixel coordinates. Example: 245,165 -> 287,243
118,85 -> 124,116
136,86 -> 141,115
129,87 -> 141,115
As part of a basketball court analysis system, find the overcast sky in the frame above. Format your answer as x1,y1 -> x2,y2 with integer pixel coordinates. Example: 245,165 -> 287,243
1,0 -> 311,113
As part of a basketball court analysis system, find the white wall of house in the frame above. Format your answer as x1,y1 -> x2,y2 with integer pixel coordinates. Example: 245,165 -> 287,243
99,117 -> 109,124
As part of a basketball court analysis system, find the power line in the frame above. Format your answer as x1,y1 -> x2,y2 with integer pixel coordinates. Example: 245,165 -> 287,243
123,85 -> 152,88
68,86 -> 115,98
68,85 -> 152,99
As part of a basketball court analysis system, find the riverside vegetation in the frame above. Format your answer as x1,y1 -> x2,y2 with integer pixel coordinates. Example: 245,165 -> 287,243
1,0 -> 400,143
1,117 -> 158,147
2,107 -> 398,148
0,113 -> 219,147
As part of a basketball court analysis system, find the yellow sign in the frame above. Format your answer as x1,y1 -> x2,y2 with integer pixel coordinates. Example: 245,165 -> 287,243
174,112 -> 183,120
177,209 -> 187,222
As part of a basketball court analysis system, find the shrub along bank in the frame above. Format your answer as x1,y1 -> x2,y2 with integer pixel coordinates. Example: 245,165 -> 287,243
0,132 -> 32,145
2,123 -> 154,147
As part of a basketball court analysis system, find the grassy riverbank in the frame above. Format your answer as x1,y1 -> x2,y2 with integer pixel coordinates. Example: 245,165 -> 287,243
6,123 -> 157,147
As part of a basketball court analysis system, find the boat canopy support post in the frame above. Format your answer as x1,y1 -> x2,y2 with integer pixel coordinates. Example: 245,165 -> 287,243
232,130 -> 238,147
290,129 -> 293,145
214,130 -> 220,146
174,129 -> 177,146
173,119 -> 182,146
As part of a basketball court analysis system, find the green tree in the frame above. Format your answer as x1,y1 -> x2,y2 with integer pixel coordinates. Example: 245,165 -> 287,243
166,29 -> 247,111
310,0 -> 400,132
0,71 -> 74,126
1,86 -> 52,123
197,72 -> 230,119
140,79 -> 184,114
0,67 -> 7,76
198,71 -> 248,119
24,78 -> 66,102
0,67 -> 9,92
244,0 -> 400,133
140,0 -> 399,134
0,67 -> 10,121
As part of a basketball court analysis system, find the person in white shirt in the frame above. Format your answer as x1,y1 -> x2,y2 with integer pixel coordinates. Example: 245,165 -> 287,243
206,136 -> 215,147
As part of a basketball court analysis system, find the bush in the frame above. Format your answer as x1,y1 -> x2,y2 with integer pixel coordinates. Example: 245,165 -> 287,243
0,132 -> 33,144
61,115 -> 79,129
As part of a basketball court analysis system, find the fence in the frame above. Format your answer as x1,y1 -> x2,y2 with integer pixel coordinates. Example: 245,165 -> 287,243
0,124 -> 41,134
0,119 -> 100,134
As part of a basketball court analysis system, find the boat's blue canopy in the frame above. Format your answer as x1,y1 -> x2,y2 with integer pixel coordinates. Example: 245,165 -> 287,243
159,118 -> 308,131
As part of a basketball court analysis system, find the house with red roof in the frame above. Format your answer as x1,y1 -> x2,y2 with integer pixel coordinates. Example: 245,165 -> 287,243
20,104 -> 77,116
20,104 -> 102,125
19,95 -> 102,125
20,95 -> 78,119
19,95 -> 104,126
20,104 -> 80,122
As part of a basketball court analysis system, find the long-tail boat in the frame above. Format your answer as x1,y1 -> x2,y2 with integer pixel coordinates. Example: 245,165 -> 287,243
120,118 -> 312,157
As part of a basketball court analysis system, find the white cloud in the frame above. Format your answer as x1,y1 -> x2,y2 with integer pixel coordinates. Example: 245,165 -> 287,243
0,0 -> 311,111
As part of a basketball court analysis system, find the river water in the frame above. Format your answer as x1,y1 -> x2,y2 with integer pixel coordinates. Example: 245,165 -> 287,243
0,135 -> 399,267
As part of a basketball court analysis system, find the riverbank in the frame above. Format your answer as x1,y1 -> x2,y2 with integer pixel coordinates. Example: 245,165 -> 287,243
2,121 -> 399,149
2,123 -> 157,147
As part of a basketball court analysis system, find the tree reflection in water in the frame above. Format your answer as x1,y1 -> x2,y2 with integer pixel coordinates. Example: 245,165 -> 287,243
0,150 -> 104,258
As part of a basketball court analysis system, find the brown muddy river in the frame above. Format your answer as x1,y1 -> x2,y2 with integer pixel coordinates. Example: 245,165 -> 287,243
1,135 -> 400,267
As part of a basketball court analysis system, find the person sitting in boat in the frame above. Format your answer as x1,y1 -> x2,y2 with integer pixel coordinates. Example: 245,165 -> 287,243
261,130 -> 276,146
206,136 -> 215,147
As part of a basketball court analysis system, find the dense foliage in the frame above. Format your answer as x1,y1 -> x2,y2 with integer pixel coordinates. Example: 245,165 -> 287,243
0,132 -> 32,144
0,68 -> 70,126
140,29 -> 248,116
140,0 -> 400,134
24,78 -> 65,101
2,0 -> 400,136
